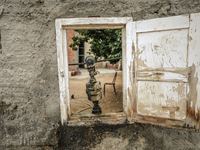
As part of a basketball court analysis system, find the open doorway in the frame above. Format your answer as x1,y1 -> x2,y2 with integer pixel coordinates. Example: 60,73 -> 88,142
67,29 -> 123,115
56,17 -> 132,124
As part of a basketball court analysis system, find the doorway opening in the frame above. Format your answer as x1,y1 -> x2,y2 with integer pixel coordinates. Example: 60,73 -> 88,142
67,29 -> 123,115
55,17 -> 132,124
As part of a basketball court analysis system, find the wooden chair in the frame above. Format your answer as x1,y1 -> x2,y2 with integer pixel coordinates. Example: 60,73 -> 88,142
104,72 -> 117,96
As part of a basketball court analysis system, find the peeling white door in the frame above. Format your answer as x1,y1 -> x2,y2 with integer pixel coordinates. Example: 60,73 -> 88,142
137,24 -> 189,120
127,15 -> 191,121
127,13 -> 200,128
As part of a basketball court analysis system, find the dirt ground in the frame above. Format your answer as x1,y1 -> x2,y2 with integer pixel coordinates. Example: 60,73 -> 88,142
69,71 -> 123,114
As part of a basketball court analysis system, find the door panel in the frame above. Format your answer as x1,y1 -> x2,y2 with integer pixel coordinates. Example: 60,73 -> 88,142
137,29 -> 188,70
137,81 -> 187,120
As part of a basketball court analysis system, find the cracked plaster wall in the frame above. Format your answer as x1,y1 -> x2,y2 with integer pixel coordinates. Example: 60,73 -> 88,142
0,0 -> 200,149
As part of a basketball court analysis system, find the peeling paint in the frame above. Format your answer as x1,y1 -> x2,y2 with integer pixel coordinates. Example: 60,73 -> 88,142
187,64 -> 199,127
137,80 -> 187,120
127,41 -> 137,116
137,29 -> 188,70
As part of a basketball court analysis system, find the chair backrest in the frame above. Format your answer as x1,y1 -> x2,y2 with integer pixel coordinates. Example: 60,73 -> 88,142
112,72 -> 117,83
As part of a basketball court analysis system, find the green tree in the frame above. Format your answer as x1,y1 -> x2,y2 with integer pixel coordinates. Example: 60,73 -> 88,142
69,29 -> 122,64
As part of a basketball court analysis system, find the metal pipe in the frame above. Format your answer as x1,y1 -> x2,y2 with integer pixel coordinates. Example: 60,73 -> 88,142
77,106 -> 92,114
68,57 -> 122,66
96,57 -> 122,63
74,97 -> 93,107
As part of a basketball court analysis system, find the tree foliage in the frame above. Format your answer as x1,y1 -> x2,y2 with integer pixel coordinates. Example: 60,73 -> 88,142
69,29 -> 122,64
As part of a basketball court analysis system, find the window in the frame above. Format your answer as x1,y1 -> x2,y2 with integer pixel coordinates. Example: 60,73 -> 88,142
56,14 -> 200,129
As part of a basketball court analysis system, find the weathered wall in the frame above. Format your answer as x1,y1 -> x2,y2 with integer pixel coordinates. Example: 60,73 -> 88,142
1,0 -> 200,149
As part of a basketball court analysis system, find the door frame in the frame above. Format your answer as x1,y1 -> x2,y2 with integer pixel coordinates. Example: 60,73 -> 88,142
55,17 -> 132,125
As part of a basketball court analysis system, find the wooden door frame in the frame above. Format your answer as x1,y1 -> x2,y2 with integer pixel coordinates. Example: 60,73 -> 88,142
55,17 -> 132,125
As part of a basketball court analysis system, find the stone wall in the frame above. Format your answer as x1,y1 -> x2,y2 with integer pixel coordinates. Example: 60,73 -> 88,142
0,0 -> 200,149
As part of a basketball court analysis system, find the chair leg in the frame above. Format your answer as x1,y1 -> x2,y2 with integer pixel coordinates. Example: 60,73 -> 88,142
113,84 -> 117,95
104,84 -> 106,96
